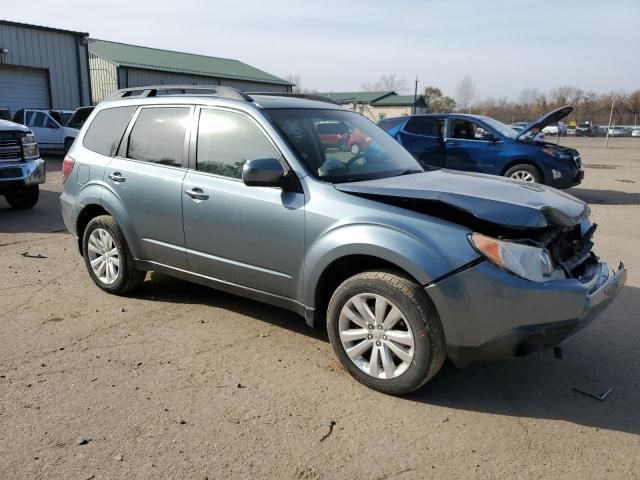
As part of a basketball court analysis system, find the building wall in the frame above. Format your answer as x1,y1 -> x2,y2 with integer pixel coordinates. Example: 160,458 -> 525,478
0,22 -> 91,110
118,66 -> 291,93
339,103 -> 423,122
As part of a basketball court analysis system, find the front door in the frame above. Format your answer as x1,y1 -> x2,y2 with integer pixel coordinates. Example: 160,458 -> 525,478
104,105 -> 191,268
444,118 -> 502,174
25,110 -> 63,149
395,116 -> 445,167
182,107 -> 305,299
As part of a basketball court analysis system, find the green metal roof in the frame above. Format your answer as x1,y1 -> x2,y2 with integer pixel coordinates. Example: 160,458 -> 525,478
372,94 -> 424,106
315,91 -> 394,104
88,39 -> 292,86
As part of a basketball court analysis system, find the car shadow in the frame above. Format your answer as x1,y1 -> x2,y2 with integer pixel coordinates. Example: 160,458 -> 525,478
0,188 -> 66,234
131,272 -> 638,435
132,272 -> 329,343
406,283 -> 640,436
569,188 -> 640,205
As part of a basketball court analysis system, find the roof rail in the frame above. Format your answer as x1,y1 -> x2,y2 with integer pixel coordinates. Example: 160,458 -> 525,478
247,92 -> 341,106
108,85 -> 253,102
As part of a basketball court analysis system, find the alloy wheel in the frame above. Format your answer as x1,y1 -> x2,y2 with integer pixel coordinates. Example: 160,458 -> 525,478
87,228 -> 120,285
338,293 -> 415,380
510,170 -> 535,182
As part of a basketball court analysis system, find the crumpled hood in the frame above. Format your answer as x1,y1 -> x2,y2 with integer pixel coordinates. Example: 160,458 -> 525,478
335,169 -> 589,229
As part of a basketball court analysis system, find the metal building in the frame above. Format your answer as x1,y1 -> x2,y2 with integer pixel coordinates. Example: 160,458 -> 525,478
0,20 -> 91,114
88,39 -> 293,103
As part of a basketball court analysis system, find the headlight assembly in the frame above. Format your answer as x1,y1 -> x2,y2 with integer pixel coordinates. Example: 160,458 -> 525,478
469,233 -> 556,282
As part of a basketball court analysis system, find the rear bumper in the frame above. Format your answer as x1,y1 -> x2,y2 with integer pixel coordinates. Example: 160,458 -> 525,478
427,258 -> 627,367
0,159 -> 46,193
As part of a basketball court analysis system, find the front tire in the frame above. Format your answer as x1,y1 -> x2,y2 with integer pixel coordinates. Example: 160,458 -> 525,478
5,185 -> 39,209
82,215 -> 145,294
504,164 -> 542,184
327,271 -> 446,395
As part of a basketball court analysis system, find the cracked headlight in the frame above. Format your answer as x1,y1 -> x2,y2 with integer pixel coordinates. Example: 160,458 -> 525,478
469,233 -> 554,282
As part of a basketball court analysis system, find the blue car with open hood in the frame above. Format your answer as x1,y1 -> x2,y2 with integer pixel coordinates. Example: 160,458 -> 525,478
379,106 -> 583,188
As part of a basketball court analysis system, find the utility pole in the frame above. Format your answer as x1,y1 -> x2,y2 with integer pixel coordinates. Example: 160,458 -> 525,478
605,98 -> 615,148
413,76 -> 419,115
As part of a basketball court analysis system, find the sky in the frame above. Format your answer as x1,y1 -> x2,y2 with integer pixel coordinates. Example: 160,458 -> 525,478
3,0 -> 639,100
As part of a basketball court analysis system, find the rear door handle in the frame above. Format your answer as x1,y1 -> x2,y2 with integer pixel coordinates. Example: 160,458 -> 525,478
184,187 -> 209,201
108,172 -> 126,183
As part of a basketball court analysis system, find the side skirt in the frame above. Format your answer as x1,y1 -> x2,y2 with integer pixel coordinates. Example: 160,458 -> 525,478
134,259 -> 312,321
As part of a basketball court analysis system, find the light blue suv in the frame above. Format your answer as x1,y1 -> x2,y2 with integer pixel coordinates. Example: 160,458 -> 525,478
60,86 -> 626,395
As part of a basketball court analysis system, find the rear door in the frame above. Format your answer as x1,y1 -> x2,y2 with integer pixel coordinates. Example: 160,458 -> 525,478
395,116 -> 445,167
24,110 -> 64,149
182,107 -> 305,298
104,105 -> 192,268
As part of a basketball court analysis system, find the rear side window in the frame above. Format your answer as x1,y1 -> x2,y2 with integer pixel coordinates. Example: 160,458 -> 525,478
378,117 -> 406,132
196,108 -> 281,179
127,107 -> 190,167
83,106 -> 136,156
404,116 -> 442,137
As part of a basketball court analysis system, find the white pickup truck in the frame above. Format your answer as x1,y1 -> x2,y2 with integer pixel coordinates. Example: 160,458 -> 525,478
12,107 -> 94,154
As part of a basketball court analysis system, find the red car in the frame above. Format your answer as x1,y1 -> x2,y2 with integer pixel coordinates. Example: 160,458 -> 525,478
317,121 -> 350,149
347,128 -> 372,154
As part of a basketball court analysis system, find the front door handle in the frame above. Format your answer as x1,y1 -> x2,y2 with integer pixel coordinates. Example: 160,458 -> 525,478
108,172 -> 126,183
184,187 -> 209,201
447,140 -> 460,147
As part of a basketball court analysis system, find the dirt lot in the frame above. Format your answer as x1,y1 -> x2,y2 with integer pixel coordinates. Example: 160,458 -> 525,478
1,138 -> 639,479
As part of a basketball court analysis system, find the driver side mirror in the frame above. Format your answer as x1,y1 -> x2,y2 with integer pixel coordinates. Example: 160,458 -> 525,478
242,158 -> 285,187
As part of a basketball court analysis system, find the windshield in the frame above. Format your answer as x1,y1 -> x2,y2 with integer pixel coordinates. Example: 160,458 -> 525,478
265,108 -> 422,183
477,116 -> 519,139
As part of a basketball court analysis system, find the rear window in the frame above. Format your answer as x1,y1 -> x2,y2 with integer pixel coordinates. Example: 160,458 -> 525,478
378,117 -> 407,132
404,116 -> 441,137
83,106 -> 136,156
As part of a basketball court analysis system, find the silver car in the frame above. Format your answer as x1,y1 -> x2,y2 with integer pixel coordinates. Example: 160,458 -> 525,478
60,86 -> 626,395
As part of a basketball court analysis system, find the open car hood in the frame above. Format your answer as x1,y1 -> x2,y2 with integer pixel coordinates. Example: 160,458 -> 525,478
335,169 -> 589,230
516,105 -> 573,140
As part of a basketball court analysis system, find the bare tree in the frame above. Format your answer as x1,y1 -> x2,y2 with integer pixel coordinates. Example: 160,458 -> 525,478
283,73 -> 302,93
455,74 -> 477,113
362,74 -> 408,93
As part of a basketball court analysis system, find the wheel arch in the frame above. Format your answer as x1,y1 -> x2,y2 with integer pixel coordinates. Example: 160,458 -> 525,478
75,204 -> 110,255
310,254 -> 425,327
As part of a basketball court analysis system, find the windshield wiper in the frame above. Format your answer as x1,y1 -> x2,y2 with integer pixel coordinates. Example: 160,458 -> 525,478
395,169 -> 424,176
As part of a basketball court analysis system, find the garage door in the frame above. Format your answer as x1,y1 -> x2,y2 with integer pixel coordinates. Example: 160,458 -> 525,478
0,65 -> 50,114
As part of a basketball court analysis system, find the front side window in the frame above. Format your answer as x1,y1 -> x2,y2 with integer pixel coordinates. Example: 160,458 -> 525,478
197,108 -> 282,179
26,111 -> 46,128
266,108 -> 422,183
127,107 -> 190,167
83,106 -> 136,156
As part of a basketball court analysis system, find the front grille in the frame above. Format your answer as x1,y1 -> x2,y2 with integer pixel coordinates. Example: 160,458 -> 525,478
0,133 -> 22,162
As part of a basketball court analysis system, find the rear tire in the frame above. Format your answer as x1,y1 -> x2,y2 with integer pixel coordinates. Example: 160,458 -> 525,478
82,215 -> 145,295
5,185 -> 39,209
504,164 -> 542,184
326,271 -> 446,395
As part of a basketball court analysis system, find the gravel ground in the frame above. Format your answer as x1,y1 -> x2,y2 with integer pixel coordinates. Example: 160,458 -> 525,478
1,138 -> 639,479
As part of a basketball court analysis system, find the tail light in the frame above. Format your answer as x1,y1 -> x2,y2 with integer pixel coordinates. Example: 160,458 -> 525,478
62,155 -> 75,182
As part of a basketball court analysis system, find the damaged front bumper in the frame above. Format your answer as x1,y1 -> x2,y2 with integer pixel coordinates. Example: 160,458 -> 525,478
426,257 -> 627,367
